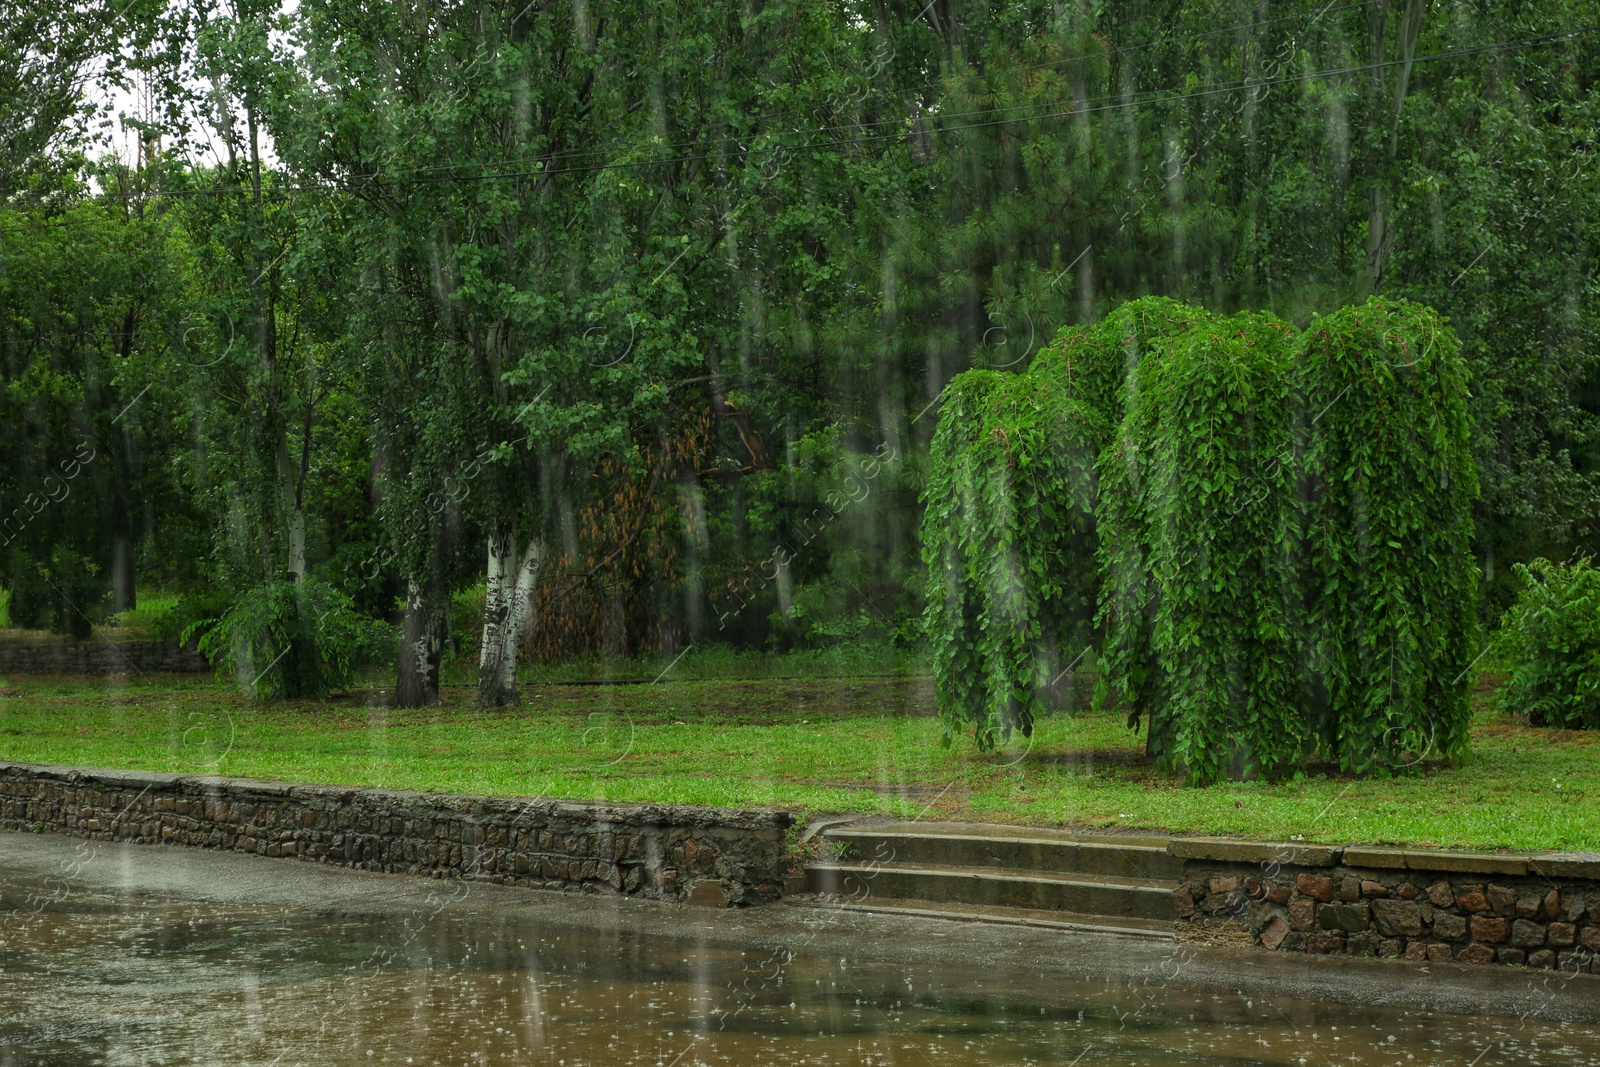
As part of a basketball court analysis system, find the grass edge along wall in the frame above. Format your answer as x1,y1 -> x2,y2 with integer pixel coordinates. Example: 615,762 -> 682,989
923,296 -> 1478,785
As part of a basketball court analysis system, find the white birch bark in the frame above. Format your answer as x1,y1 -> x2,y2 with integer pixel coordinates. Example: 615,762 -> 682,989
478,528 -> 543,707
479,527 -> 514,676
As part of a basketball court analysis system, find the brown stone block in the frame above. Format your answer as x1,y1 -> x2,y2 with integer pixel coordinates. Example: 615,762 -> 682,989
1289,898 -> 1317,932
1516,891 -> 1545,920
1378,938 -> 1404,958
1432,912 -> 1468,942
1529,949 -> 1557,969
1487,884 -> 1518,915
1426,943 -> 1453,963
1510,919 -> 1547,949
1471,916 -> 1510,944
1455,885 -> 1489,913
1403,942 -> 1430,962
1259,916 -> 1290,951
1297,873 -> 1337,902
1306,935 -> 1344,955
1172,886 -> 1196,918
1319,902 -> 1371,933
1426,881 -> 1455,908
1361,880 -> 1390,899
686,879 -> 731,907
1340,876 -> 1362,903
1372,899 -> 1424,937
1548,923 -> 1577,948
1458,943 -> 1497,965
1545,890 -> 1564,921
1581,926 -> 1600,953
1265,881 -> 1292,904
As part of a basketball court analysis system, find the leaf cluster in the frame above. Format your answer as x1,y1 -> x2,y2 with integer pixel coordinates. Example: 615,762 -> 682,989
1493,558 -> 1600,730
189,576 -> 392,700
921,368 -> 1108,750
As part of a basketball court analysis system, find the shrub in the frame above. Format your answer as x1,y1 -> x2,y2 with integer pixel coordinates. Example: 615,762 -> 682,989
1494,558 -> 1600,729
1295,298 -> 1479,773
144,590 -> 231,642
189,577 -> 393,700
1096,312 -> 1301,783
922,369 -> 1108,749
7,546 -> 109,639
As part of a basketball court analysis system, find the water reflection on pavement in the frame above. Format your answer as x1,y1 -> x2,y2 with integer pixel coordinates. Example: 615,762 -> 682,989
3,835 -> 1600,1066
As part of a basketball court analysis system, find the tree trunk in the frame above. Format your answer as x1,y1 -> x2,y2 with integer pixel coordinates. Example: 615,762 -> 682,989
395,577 -> 445,707
478,528 -> 544,708
1364,0 -> 1426,292
111,534 -> 135,614
286,507 -> 307,584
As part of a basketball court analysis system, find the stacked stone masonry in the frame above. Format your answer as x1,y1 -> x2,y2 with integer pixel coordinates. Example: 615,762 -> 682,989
0,640 -> 208,675
1172,839 -> 1600,974
0,762 -> 791,905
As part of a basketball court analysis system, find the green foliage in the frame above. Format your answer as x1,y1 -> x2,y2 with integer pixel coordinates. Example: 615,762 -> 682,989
7,545 -> 107,639
1096,312 -> 1301,783
922,369 -> 1108,750
141,590 -> 230,643
190,578 -> 391,700
1296,299 -> 1479,773
1029,297 -> 1219,426
1494,558 -> 1600,729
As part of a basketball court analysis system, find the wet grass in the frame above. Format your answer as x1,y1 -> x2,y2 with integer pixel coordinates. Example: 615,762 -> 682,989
0,669 -> 1594,853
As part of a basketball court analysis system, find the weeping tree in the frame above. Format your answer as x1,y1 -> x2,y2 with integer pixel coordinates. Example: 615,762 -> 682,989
921,369 -> 1108,750
1074,298 -> 1224,749
1096,311 -> 1302,784
932,294 -> 1477,782
1295,298 -> 1478,773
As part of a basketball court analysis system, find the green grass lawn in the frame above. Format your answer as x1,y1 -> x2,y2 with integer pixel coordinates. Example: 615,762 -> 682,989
0,667 -> 1594,853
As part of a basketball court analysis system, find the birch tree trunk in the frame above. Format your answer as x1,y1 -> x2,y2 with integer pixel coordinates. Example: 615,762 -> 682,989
478,527 -> 544,708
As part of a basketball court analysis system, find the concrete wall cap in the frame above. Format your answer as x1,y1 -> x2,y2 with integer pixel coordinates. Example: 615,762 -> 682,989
1529,852 -> 1600,880
1342,846 -> 1529,876
70,766 -> 186,790
1167,837 -> 1342,867
1340,847 -> 1411,870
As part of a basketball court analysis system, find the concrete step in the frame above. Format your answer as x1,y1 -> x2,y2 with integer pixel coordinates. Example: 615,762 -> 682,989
819,822 -> 1183,881
784,896 -> 1174,940
805,861 -> 1178,921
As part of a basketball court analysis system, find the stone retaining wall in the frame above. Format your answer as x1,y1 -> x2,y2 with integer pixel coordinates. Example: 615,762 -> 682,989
1171,838 -> 1600,972
0,640 -> 209,675
0,762 -> 791,906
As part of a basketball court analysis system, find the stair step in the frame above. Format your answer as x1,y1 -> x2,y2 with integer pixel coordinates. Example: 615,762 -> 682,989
784,896 -> 1175,940
806,861 -> 1178,921
821,823 -> 1182,880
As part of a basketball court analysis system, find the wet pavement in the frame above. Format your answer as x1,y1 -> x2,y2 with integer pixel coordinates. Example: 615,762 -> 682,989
3,831 -> 1599,1066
